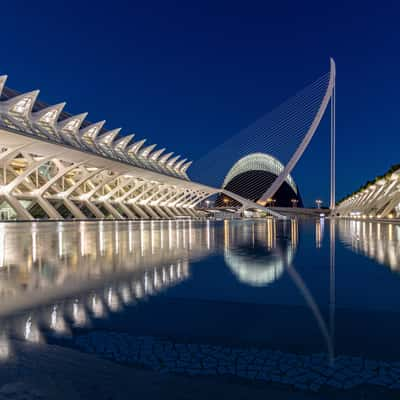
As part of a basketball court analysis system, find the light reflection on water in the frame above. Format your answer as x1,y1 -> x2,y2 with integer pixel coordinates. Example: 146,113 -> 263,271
0,218 -> 399,362
223,219 -> 293,287
338,219 -> 400,269
0,220 -> 202,358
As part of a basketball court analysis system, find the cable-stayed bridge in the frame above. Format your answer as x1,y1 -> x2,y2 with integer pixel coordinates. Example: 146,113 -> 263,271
0,60 -> 335,220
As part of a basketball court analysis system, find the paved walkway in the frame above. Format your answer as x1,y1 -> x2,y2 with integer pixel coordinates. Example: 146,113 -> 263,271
0,340 -> 316,400
0,338 -> 398,399
74,332 -> 400,393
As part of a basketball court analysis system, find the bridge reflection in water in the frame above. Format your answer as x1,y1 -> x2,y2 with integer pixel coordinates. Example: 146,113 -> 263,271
222,218 -> 335,363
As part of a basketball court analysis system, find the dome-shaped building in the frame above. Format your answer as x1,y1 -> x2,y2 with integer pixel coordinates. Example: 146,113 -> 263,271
216,153 -> 303,208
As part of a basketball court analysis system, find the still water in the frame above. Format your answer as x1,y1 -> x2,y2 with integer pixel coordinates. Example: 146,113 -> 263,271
0,218 -> 399,363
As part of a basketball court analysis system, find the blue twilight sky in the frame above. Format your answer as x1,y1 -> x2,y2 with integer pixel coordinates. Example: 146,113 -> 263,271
0,1 -> 399,206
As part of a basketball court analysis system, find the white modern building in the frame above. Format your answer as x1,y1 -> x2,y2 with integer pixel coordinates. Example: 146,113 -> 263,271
336,168 -> 400,218
0,75 -> 225,220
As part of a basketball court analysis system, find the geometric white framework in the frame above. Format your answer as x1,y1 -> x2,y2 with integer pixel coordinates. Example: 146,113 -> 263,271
336,169 -> 400,218
0,76 -> 226,220
0,78 -> 192,180
0,138 -> 215,220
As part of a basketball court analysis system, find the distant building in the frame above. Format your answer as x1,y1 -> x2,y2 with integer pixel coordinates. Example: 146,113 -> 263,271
215,153 -> 303,208
336,165 -> 400,218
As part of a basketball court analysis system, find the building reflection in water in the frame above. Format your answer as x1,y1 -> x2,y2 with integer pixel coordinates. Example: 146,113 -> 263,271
338,219 -> 400,270
0,219 -> 337,364
50,305 -> 69,335
0,333 -> 10,360
0,220 -> 214,298
24,316 -> 41,343
223,219 -> 293,287
0,220 -> 213,359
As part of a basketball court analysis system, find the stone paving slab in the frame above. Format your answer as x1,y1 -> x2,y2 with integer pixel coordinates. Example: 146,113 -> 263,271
74,331 -> 400,393
0,340 -> 342,400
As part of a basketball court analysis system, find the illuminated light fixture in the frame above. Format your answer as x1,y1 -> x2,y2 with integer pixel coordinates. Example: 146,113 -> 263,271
50,305 -> 69,334
24,316 -> 41,343
90,295 -> 106,318
96,128 -> 121,145
133,282 -> 143,298
158,152 -> 174,165
0,75 -> 8,94
64,119 -> 81,131
114,134 -> 135,151
107,288 -> 121,311
181,160 -> 192,173
174,158 -> 187,171
150,148 -> 166,161
391,173 -> 399,180
8,91 -> 39,115
127,138 -> 146,154
0,333 -> 10,361
59,113 -> 88,133
120,284 -> 132,304
72,300 -> 88,327
80,120 -> 106,141
167,155 -> 180,168
34,102 -> 66,125
139,144 -> 157,158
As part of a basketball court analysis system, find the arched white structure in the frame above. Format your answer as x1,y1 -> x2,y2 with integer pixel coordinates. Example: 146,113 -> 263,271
224,246 -> 294,286
222,152 -> 297,194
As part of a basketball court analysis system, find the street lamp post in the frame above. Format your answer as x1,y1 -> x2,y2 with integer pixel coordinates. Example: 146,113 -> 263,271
291,199 -> 298,208
266,198 -> 276,207
316,199 -> 323,209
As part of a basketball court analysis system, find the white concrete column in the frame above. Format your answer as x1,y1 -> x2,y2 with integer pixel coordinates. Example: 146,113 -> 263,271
62,198 -> 87,219
115,202 -> 137,219
102,201 -> 124,219
2,194 -> 33,220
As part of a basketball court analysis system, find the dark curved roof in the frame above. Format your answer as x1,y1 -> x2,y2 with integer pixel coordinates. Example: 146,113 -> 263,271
216,170 -> 303,207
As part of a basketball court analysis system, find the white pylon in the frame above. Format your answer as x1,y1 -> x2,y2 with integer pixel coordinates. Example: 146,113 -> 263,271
330,81 -> 336,211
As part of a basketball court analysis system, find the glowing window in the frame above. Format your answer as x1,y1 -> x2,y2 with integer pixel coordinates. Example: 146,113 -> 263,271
10,97 -> 32,114
63,119 -> 80,131
84,127 -> 98,139
40,110 -> 58,124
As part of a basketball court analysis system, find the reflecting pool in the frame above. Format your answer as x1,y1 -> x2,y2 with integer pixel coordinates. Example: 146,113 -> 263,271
1,218 -> 400,394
